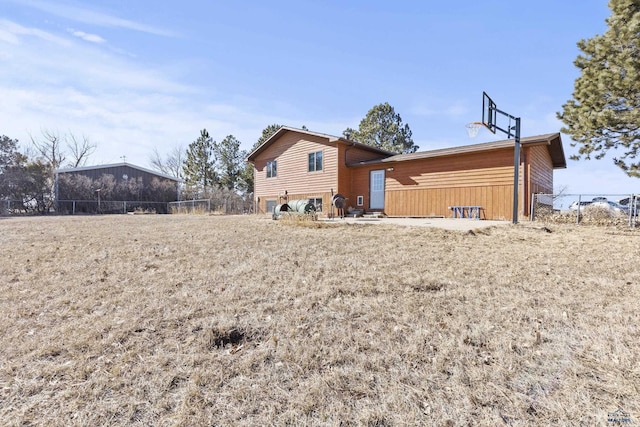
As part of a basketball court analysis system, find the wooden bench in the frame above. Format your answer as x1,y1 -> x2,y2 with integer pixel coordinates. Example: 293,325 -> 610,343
448,205 -> 482,219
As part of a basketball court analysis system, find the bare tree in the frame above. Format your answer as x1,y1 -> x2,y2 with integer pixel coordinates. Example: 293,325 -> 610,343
150,145 -> 184,179
29,129 -> 97,168
67,133 -> 97,167
30,129 -> 66,169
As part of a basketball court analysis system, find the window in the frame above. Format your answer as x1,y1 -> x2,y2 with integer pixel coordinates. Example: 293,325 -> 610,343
309,197 -> 322,212
266,160 -> 277,178
265,199 -> 277,213
308,151 -> 322,172
357,195 -> 364,206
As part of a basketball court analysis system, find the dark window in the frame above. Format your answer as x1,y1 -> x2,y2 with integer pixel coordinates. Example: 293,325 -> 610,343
266,160 -> 277,178
308,151 -> 322,172
309,197 -> 322,212
266,199 -> 277,213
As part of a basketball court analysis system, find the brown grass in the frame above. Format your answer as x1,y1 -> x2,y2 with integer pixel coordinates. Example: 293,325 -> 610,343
1,215 -> 639,426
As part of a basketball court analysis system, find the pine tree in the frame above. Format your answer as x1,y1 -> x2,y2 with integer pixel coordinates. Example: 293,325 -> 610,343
214,135 -> 245,191
344,102 -> 417,154
253,124 -> 282,152
558,0 -> 640,177
183,129 -> 217,191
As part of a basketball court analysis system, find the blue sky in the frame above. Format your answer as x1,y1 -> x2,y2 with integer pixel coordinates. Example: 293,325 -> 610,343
1,0 -> 637,195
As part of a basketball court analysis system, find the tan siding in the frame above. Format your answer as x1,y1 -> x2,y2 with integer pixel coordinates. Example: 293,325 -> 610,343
385,149 -> 515,191
252,130 -> 558,222
349,147 -> 526,220
383,186 -> 513,219
346,146 -> 389,164
528,145 -> 554,194
348,165 -> 384,211
337,145 -> 389,208
336,145 -> 352,200
253,131 -> 339,197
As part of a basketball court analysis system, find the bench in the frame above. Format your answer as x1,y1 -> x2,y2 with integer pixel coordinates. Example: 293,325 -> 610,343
448,205 -> 482,219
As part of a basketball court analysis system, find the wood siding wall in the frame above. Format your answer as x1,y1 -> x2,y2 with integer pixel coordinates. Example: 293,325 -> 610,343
384,186 -> 515,220
348,165 -> 384,212
528,145 -> 554,195
349,148 -> 525,220
253,132 -> 389,215
253,131 -> 558,221
337,145 -> 389,209
253,132 -> 339,197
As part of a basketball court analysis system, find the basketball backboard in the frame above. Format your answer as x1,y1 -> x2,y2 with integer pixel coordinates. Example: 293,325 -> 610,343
482,91 -> 497,134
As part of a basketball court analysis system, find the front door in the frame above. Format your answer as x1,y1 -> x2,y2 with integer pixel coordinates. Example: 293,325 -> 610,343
370,170 -> 385,210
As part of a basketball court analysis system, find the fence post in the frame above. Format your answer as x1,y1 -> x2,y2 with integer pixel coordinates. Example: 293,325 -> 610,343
530,193 -> 535,221
208,199 -> 211,213
576,195 -> 581,225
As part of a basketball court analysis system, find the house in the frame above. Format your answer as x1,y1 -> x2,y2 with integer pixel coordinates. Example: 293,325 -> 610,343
247,126 -> 566,221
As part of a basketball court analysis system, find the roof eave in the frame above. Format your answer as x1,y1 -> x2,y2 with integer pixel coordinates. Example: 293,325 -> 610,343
56,162 -> 183,182
348,132 -> 566,168
246,126 -> 395,161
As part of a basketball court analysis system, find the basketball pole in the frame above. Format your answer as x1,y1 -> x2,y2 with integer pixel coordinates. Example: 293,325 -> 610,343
512,118 -> 521,225
492,110 -> 521,224
470,92 -> 522,224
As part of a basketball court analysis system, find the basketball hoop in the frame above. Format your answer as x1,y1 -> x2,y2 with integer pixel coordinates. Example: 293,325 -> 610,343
465,122 -> 484,138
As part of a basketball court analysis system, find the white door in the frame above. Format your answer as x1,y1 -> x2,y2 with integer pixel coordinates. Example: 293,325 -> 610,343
370,170 -> 385,210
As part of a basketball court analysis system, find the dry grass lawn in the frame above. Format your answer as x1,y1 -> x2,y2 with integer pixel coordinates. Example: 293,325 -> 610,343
1,214 -> 639,426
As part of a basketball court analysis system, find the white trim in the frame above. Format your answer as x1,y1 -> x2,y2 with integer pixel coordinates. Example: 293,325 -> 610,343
370,170 -> 385,210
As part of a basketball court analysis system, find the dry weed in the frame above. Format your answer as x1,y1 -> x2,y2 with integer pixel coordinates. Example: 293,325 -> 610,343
0,215 -> 639,426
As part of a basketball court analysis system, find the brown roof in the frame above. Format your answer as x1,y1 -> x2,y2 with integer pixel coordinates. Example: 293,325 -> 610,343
246,126 -> 394,162
246,126 -> 566,169
348,132 -> 566,169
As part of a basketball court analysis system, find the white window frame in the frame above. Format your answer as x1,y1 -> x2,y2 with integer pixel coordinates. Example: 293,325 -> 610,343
357,195 -> 364,206
309,197 -> 323,212
308,151 -> 323,172
266,160 -> 277,178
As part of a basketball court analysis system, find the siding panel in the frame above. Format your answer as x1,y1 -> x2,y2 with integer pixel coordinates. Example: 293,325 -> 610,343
254,132 -> 339,197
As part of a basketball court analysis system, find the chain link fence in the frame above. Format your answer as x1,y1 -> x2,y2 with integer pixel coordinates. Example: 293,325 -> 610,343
531,193 -> 639,227
56,200 -> 171,214
2,197 -> 255,216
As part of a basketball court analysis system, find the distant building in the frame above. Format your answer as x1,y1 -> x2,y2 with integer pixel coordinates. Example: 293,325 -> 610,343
55,162 -> 182,213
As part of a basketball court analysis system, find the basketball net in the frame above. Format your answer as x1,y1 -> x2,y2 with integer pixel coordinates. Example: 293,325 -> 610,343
466,122 -> 483,138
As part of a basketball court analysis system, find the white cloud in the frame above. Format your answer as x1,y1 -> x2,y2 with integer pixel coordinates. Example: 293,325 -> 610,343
9,0 -> 177,37
69,29 -> 106,44
0,19 -> 71,46
0,16 -> 312,167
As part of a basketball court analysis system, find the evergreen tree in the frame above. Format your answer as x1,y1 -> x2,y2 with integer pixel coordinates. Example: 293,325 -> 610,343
0,135 -> 27,200
183,129 -> 217,191
558,0 -> 640,177
214,135 -> 245,191
253,124 -> 282,152
344,102 -> 417,154
0,135 -> 24,173
239,162 -> 254,194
